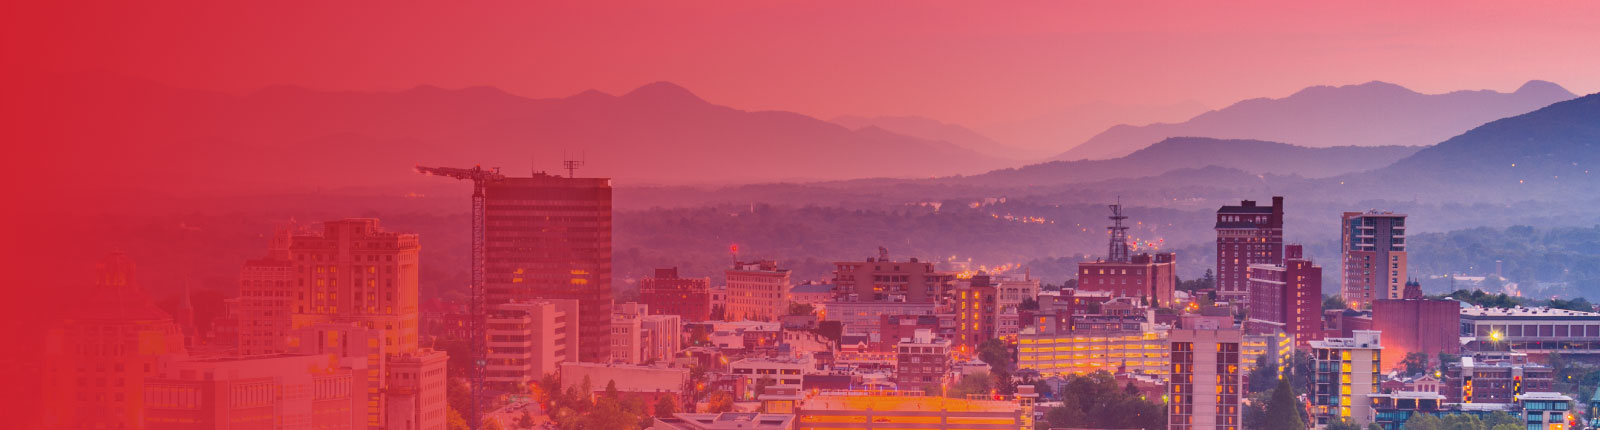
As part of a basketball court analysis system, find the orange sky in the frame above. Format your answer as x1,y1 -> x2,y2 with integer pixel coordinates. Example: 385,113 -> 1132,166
6,1 -> 1600,126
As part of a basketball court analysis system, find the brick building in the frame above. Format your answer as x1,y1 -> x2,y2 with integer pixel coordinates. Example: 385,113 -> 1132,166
1215,197 -> 1285,304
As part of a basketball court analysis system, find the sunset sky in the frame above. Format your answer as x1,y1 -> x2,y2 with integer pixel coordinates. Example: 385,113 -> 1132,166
7,1 -> 1600,127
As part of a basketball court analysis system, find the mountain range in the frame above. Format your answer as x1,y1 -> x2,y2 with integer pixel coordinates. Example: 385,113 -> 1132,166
1053,80 -> 1577,161
951,137 -> 1420,187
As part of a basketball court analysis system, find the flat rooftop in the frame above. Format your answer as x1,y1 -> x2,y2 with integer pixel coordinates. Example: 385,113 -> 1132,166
802,393 -> 1018,413
1461,306 -> 1600,320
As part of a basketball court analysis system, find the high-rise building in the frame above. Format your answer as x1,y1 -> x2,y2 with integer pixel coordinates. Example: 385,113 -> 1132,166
483,173 -> 613,362
1246,244 -> 1323,347
1340,211 -> 1407,308
238,257 -> 295,355
1310,331 -> 1383,428
288,219 -> 422,353
725,260 -> 791,322
485,300 -> 580,387
1215,197 -> 1285,303
43,253 -> 189,430
1168,328 -> 1244,430
951,282 -> 996,353
831,253 -> 954,304
640,268 -> 712,322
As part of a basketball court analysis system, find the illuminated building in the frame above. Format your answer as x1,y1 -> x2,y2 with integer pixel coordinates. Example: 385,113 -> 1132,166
1310,331 -> 1383,427
1215,197 -> 1285,304
1519,392 -> 1576,430
1340,210 -> 1407,308
483,173 -> 613,362
1078,253 -> 1178,308
893,329 -> 951,393
1371,298 -> 1459,371
1458,305 -> 1600,358
831,252 -> 954,304
951,284 -> 995,351
725,260 -> 792,322
795,390 -> 1024,430
1245,244 -> 1324,347
1168,328 -> 1244,430
1443,354 -> 1552,404
143,354 -> 362,430
1017,327 -> 1169,378
43,253 -> 189,430
1242,331 -> 1293,380
485,300 -> 580,387
641,268 -> 712,322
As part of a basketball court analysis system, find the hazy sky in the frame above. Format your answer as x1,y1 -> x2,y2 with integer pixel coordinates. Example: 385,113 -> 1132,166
8,1 -> 1600,126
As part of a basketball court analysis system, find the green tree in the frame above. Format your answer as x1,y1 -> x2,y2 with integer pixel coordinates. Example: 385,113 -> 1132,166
516,411 -> 534,429
788,302 -> 815,316
706,390 -> 734,413
581,396 -> 643,430
1262,377 -> 1305,430
947,371 -> 996,398
1323,419 -> 1361,430
446,407 -> 469,430
1400,351 -> 1431,375
654,394 -> 678,417
1246,355 -> 1277,393
977,338 -> 1014,374
1323,294 -> 1348,310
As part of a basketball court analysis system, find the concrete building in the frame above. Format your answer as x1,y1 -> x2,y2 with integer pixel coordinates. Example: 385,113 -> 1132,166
561,362 -> 690,407
288,322 -> 387,427
1215,197 -> 1285,303
1078,253 -> 1178,308
143,354 -> 363,430
951,284 -> 996,352
1310,331 -> 1383,428
730,357 -> 812,400
483,173 -> 613,362
1340,211 -> 1407,308
1018,327 -> 1169,378
1246,244 -> 1324,347
788,283 -> 835,306
385,350 -> 449,430
649,413 -> 796,430
1443,354 -> 1553,404
1459,305 -> 1600,359
613,304 -> 683,365
485,300 -> 580,386
825,302 -> 938,339
237,226 -> 297,356
1168,328 -> 1244,430
641,268 -> 712,322
43,254 -> 190,430
831,253 -> 955,304
795,391 -> 1024,430
726,260 -> 792,322
1371,298 -> 1460,371
894,329 -> 952,393
1519,392 -> 1576,430
285,219 -> 422,354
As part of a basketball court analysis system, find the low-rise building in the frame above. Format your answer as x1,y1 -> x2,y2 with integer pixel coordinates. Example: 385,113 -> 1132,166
1310,330 -> 1383,428
560,362 -> 690,409
894,329 -> 952,393
143,354 -> 363,430
1443,354 -> 1553,404
1459,305 -> 1600,359
796,391 -> 1024,430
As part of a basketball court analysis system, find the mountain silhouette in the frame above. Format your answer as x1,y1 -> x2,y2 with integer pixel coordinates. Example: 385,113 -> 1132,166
1054,80 -> 1577,161
831,115 -> 1031,160
953,137 -> 1418,187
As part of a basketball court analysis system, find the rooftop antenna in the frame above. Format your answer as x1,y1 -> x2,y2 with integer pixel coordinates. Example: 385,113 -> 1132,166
562,150 -> 586,178
1107,196 -> 1131,263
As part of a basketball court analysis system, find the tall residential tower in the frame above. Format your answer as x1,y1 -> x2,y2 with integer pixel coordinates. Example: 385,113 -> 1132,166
1340,211 -> 1407,308
1215,197 -> 1284,304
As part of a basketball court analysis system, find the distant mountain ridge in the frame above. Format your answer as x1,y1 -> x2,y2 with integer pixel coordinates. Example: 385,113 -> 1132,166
1054,80 -> 1577,161
35,74 -> 1015,192
953,137 -> 1420,187
830,115 -> 1033,160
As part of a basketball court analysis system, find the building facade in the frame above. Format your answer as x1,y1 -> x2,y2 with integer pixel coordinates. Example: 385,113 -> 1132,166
1078,253 -> 1178,308
1443,355 -> 1553,404
725,260 -> 792,322
1018,328 -> 1169,378
1459,305 -> 1600,359
1371,299 -> 1460,371
1215,197 -> 1285,303
1246,244 -> 1323,347
1310,331 -> 1383,428
1168,328 -> 1244,430
287,219 -> 422,354
1340,211 -> 1407,308
143,354 -> 363,430
485,300 -> 580,386
640,268 -> 712,322
831,255 -> 954,304
894,329 -> 952,393
484,174 -> 613,362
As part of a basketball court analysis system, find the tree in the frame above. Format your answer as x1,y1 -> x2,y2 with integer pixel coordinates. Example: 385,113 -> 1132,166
947,371 -> 996,398
1247,355 -> 1277,393
1322,294 -> 1348,310
654,394 -> 678,417
706,390 -> 734,413
1400,352 -> 1431,375
581,396 -> 643,430
516,411 -> 535,429
481,418 -> 506,430
1262,377 -> 1305,430
1437,352 -> 1459,370
604,379 -> 621,400
446,378 -> 472,424
1323,419 -> 1361,430
788,302 -> 815,316
1019,297 -> 1039,311
446,407 -> 470,430
977,338 -> 1014,374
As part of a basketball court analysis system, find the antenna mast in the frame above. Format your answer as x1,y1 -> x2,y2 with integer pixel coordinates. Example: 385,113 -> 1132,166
563,151 -> 585,178
1107,197 -> 1131,263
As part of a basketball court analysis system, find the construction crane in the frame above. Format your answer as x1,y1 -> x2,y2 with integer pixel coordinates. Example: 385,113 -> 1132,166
415,164 -> 504,430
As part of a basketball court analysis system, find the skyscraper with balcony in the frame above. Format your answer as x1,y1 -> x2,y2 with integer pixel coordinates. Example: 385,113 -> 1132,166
1215,197 -> 1284,304
483,173 -> 613,362
1168,328 -> 1243,430
1340,211 -> 1407,308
